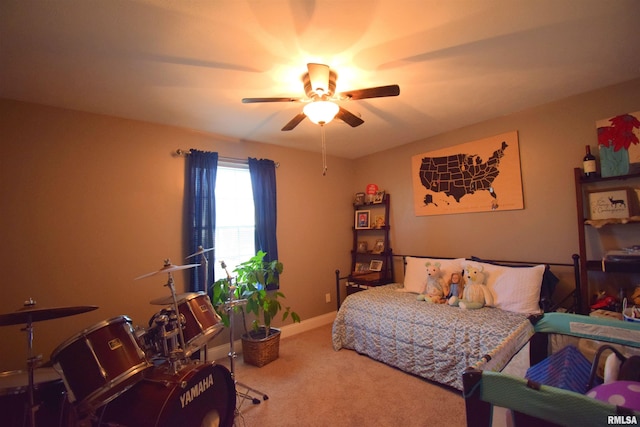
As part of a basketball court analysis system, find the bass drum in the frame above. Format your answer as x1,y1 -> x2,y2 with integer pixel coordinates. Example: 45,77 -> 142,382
99,362 -> 236,427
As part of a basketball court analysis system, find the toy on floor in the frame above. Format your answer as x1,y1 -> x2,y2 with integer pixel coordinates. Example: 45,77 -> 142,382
417,262 -> 447,303
590,291 -> 616,310
449,264 -> 494,309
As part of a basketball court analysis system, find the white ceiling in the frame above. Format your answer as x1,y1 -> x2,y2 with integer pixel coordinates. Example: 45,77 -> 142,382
2,0 -> 640,159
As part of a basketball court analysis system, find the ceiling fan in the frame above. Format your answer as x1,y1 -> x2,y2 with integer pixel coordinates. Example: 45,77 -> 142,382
242,63 -> 400,131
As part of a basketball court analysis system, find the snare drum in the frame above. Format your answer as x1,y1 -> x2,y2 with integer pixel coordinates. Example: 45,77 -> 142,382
99,362 -> 236,427
0,368 -> 74,427
51,315 -> 151,415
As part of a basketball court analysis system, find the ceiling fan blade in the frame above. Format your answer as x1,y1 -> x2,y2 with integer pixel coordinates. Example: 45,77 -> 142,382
336,107 -> 364,128
337,84 -> 400,100
307,63 -> 330,94
281,113 -> 307,131
242,97 -> 301,103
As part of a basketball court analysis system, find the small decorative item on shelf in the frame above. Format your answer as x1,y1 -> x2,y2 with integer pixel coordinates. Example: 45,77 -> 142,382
373,190 -> 386,204
355,210 -> 370,229
369,260 -> 383,272
373,215 -> 385,229
582,145 -> 597,178
588,188 -> 631,220
353,192 -> 365,206
357,241 -> 369,253
365,183 -> 378,204
354,262 -> 368,272
596,111 -> 640,177
371,239 -> 385,254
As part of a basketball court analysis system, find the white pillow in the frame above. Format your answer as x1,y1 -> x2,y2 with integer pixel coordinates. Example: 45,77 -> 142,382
403,257 -> 465,294
464,261 -> 545,314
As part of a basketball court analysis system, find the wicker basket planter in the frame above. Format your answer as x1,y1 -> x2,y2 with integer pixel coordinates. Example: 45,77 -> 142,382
241,327 -> 281,367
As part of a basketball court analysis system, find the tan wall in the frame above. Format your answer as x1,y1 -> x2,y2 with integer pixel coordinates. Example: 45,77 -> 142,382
354,78 -> 640,260
0,99 -> 354,370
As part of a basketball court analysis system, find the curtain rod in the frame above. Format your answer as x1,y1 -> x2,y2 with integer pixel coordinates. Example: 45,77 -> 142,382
175,149 -> 279,167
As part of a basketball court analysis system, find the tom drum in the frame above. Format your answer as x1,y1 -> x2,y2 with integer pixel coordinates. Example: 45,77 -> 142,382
148,292 -> 223,358
0,368 -> 75,427
51,315 -> 151,415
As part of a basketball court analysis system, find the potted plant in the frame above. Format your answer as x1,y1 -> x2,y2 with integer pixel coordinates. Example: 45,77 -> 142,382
211,250 -> 300,366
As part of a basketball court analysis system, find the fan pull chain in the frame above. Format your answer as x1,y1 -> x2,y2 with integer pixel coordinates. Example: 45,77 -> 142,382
321,124 -> 328,176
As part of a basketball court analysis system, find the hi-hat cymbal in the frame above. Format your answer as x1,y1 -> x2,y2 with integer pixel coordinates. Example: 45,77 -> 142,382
135,260 -> 200,280
0,305 -> 98,326
185,246 -> 215,260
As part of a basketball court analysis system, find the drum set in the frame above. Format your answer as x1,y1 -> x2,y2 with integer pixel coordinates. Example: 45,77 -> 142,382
0,250 -> 239,427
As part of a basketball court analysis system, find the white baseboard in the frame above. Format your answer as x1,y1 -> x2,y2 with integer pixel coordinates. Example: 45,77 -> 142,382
206,311 -> 337,361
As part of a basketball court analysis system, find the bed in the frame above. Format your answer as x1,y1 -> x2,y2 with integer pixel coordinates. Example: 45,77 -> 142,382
332,254 -> 580,391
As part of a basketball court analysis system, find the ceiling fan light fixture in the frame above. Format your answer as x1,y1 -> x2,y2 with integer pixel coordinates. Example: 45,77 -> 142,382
303,101 -> 339,125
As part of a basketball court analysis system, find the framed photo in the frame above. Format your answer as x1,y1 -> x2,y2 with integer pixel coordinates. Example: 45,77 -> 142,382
355,210 -> 370,229
369,260 -> 383,272
371,239 -> 385,254
353,192 -> 365,206
354,262 -> 368,272
373,190 -> 386,204
357,241 -> 369,253
588,188 -> 631,220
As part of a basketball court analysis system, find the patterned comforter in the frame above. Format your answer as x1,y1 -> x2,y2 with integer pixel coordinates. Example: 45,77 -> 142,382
332,284 -> 535,390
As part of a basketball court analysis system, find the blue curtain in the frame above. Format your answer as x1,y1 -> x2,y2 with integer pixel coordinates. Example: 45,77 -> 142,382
248,158 -> 279,290
187,149 -> 218,292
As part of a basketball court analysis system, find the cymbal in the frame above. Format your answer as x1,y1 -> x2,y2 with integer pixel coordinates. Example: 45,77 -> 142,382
185,246 -> 215,260
149,292 -> 202,305
135,260 -> 200,280
0,305 -> 98,326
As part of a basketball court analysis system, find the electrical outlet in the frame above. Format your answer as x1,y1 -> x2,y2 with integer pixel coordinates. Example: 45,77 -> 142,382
325,293 -> 331,303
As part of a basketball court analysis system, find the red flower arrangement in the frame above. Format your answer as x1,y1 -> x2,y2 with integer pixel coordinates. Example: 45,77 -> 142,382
597,113 -> 640,152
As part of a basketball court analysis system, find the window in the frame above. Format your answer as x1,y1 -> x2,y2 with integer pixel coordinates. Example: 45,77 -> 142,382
213,164 -> 255,281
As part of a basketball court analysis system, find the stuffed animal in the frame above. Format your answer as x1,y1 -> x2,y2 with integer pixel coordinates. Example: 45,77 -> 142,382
632,286 -> 640,306
449,265 -> 494,309
417,262 -> 447,303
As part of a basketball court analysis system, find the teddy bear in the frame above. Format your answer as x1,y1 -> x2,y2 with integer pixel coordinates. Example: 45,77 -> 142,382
632,287 -> 640,306
417,262 -> 447,303
448,264 -> 494,309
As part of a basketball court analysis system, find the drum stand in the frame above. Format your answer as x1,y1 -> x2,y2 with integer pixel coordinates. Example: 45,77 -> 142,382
163,272 -> 189,372
220,262 -> 268,413
23,300 -> 38,427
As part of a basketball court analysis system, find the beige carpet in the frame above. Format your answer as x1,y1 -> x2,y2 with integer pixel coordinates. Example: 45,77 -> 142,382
216,323 -> 467,427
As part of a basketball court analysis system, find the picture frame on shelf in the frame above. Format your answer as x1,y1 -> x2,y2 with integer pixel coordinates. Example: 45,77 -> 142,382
587,188 -> 631,220
371,239 -> 385,254
353,192 -> 365,206
357,241 -> 369,253
354,262 -> 368,272
355,210 -> 370,229
373,190 -> 386,204
369,260 -> 383,272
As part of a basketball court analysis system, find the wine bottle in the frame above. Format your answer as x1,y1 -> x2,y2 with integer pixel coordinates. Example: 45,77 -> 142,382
583,145 -> 597,178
